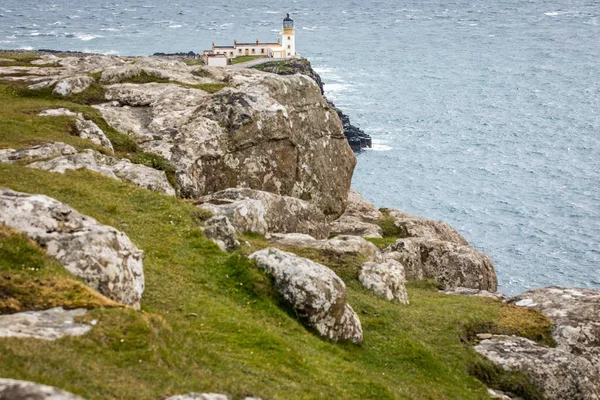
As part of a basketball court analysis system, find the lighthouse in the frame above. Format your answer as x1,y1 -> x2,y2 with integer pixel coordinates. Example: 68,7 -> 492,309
281,13 -> 296,57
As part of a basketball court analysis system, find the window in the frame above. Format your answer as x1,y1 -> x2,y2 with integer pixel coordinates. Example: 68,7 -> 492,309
261,48 -> 265,54
238,49 -> 242,53
287,45 -> 291,49
287,36 -> 291,40
230,52 -> 233,56
251,49 -> 255,54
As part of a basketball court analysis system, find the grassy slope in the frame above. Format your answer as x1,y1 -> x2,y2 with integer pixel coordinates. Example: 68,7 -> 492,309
0,55 -> 547,399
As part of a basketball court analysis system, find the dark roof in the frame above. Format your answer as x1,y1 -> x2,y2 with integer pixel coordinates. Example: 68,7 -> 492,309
236,42 -> 279,46
284,13 -> 293,21
207,54 -> 227,58
213,45 -> 234,49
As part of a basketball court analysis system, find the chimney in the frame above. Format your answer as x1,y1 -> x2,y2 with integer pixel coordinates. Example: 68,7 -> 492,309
256,38 -> 259,45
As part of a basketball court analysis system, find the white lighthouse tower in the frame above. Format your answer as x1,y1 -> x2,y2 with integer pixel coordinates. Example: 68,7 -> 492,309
281,13 -> 296,57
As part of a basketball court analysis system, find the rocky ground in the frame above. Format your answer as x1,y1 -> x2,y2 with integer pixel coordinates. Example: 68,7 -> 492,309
0,50 -> 597,399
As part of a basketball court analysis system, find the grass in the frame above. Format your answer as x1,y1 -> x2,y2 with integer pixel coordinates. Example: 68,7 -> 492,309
116,70 -> 227,93
252,60 -> 295,74
232,55 -> 263,64
0,69 -> 549,399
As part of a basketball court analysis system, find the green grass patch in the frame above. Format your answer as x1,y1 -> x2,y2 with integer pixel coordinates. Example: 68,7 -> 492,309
365,237 -> 398,250
0,164 -> 547,399
232,55 -> 263,64
252,60 -> 295,74
468,357 -> 544,400
0,224 -> 120,313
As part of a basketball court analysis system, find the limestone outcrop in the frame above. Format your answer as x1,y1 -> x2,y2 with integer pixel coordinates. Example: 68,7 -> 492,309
27,148 -> 175,196
384,238 -> 497,291
0,307 -> 92,340
198,188 -> 329,239
202,215 -> 240,251
249,248 -> 363,343
0,142 -> 77,164
329,189 -> 383,238
269,233 -> 382,263
385,208 -> 469,245
53,75 -> 95,96
0,379 -> 86,400
359,259 -> 409,304
475,335 -> 600,400
0,188 -> 145,308
95,68 -> 355,217
199,199 -> 268,235
508,287 -> 600,373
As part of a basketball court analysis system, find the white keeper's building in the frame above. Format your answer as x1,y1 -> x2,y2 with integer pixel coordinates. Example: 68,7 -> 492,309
204,13 -> 296,66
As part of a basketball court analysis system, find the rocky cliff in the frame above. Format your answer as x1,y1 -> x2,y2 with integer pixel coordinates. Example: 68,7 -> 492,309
0,51 -> 597,400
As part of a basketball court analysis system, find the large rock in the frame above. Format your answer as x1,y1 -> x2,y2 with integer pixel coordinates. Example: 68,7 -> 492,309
199,188 -> 329,239
385,208 -> 469,245
0,307 -> 92,340
249,248 -> 363,343
0,142 -> 77,164
269,234 -> 382,263
329,189 -> 383,238
28,150 -> 118,179
329,216 -> 383,239
0,188 -> 144,308
508,287 -> 600,372
199,199 -> 268,235
95,68 -> 355,217
384,238 -> 497,291
344,189 -> 383,222
202,215 -> 240,251
74,118 -> 114,152
359,259 -> 409,304
0,379 -> 86,400
320,235 -> 382,262
27,149 -> 175,196
52,75 -> 95,96
475,335 -> 600,400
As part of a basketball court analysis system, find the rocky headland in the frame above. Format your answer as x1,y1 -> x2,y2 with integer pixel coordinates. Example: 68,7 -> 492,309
0,50 -> 597,399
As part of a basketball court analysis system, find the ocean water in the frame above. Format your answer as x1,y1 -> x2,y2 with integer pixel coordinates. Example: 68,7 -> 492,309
1,0 -> 599,295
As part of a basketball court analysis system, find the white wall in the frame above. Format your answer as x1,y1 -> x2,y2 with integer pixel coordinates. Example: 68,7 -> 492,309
281,32 -> 295,57
206,57 -> 227,67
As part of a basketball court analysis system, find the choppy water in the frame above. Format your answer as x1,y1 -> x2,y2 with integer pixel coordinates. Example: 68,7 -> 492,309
2,0 -> 599,294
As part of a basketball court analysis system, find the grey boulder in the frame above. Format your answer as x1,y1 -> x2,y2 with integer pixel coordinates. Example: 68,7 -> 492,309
359,259 -> 409,304
509,287 -> 600,373
0,142 -> 77,164
199,199 -> 268,235
0,307 -> 92,341
52,75 -> 95,96
202,215 -> 240,251
249,248 -> 363,343
385,208 -> 469,245
0,188 -> 144,308
384,238 -> 497,291
0,379 -> 86,400
199,188 -> 330,239
475,335 -> 600,400
329,189 -> 383,238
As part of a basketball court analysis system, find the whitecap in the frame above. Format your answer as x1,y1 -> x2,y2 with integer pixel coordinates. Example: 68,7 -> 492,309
75,33 -> 102,41
265,11 -> 278,14
313,67 -> 333,73
100,28 -> 120,32
6,35 -> 16,39
168,24 -> 182,28
302,26 -> 317,31
19,46 -> 33,50
369,144 -> 393,151
544,11 -> 561,16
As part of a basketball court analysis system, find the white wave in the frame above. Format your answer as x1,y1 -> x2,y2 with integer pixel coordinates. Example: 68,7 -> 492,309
102,50 -> 120,55
75,33 -> 102,41
544,11 -> 562,16
0,40 -> 12,43
369,143 -> 393,151
19,46 -> 33,50
324,83 -> 353,95
313,67 -> 333,73
302,26 -> 317,31
6,35 -> 16,39
50,21 -> 63,25
168,24 -> 182,28
265,11 -> 278,14
100,27 -> 120,32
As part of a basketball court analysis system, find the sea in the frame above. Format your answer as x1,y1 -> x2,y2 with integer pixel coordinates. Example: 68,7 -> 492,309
1,0 -> 599,295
